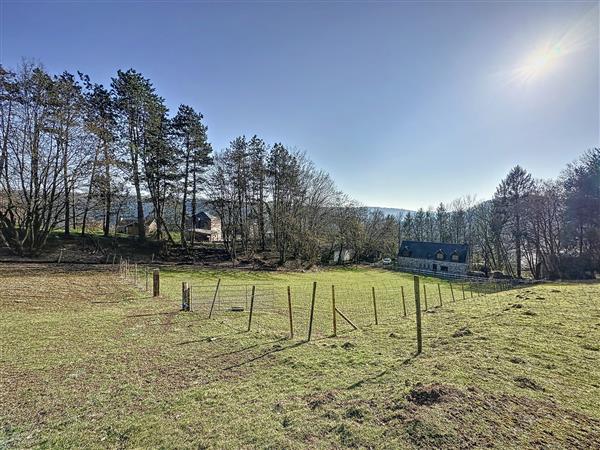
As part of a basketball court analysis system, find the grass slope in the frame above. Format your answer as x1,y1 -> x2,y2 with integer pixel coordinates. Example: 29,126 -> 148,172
1,264 -> 599,449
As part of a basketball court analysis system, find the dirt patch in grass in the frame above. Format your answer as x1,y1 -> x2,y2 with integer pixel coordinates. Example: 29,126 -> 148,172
514,376 -> 545,391
406,383 -> 460,405
452,327 -> 472,338
386,384 -> 600,449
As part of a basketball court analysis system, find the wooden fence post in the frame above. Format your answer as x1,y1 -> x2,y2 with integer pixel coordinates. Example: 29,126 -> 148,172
287,286 -> 294,339
414,276 -> 422,355
450,283 -> 455,302
134,263 -> 138,285
182,282 -> 188,311
189,285 -> 193,312
423,284 -> 428,311
470,285 -> 474,298
112,254 -> 116,265
438,283 -> 443,307
372,286 -> 379,325
332,285 -> 337,336
462,284 -> 466,300
58,249 -> 63,264
145,268 -> 149,292
247,285 -> 256,331
208,278 -> 221,318
152,269 -> 160,297
307,281 -> 317,341
401,286 -> 407,317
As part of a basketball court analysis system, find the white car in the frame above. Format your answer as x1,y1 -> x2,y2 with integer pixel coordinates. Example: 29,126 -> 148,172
382,258 -> 392,265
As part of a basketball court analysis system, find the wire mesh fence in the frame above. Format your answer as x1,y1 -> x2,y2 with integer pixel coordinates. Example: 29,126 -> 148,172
115,259 -> 540,340
106,259 -> 600,391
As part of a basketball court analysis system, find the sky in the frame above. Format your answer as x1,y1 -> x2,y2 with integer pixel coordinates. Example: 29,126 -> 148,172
1,1 -> 598,210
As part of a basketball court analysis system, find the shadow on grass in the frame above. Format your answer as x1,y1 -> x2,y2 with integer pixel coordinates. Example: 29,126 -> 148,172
346,354 -> 419,390
222,340 -> 306,371
126,311 -> 178,318
211,337 -> 288,358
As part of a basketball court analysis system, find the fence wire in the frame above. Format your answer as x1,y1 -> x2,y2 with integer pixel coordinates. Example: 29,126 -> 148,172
115,261 -> 600,366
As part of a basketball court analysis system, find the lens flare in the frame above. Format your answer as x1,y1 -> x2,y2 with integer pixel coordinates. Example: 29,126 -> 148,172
500,6 -> 597,86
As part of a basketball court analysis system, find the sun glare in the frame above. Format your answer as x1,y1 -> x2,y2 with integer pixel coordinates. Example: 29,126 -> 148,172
515,44 -> 562,83
501,6 -> 597,86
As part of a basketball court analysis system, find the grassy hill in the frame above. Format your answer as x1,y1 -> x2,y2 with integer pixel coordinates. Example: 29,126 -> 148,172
1,264 -> 599,448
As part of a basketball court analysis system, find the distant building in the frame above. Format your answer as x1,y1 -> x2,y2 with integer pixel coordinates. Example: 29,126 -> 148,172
332,248 -> 354,264
397,240 -> 470,275
185,211 -> 222,242
115,216 -> 157,236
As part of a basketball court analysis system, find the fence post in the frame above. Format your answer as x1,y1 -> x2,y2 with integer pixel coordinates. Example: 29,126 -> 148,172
462,284 -> 466,300
401,285 -> 407,317
414,276 -> 422,355
247,285 -> 256,331
189,285 -> 193,312
332,285 -> 337,336
112,254 -> 116,265
287,286 -> 294,339
152,269 -> 160,297
423,284 -> 428,311
307,281 -> 317,341
208,278 -> 222,319
470,285 -> 474,298
372,286 -> 379,325
134,263 -> 138,286
58,249 -> 63,264
450,283 -> 455,302
438,283 -> 443,307
145,267 -> 149,292
182,282 -> 188,311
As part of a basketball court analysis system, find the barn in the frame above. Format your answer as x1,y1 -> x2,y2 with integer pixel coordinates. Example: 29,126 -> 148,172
397,240 -> 470,275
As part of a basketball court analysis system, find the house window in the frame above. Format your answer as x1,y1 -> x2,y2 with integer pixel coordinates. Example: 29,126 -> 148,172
436,250 -> 445,260
451,252 -> 459,262
441,266 -> 449,272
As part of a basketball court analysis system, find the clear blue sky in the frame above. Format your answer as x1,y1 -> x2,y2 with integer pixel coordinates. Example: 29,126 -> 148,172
1,1 -> 598,210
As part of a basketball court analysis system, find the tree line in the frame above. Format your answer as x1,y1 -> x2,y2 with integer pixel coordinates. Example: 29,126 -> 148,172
204,136 -> 399,265
1,61 -> 598,278
400,151 -> 600,279
0,61 -> 397,264
0,62 -> 212,255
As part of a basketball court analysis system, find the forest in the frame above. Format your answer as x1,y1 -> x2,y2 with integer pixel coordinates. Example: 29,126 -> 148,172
0,62 -> 598,278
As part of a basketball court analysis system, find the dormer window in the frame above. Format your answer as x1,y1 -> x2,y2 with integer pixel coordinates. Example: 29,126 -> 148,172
451,251 -> 459,262
401,246 -> 411,257
436,250 -> 445,261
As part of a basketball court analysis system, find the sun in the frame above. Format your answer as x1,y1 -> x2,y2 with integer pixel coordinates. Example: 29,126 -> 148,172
515,44 -> 563,83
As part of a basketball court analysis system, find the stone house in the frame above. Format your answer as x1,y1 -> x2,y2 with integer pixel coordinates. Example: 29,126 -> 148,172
115,216 -> 157,236
397,240 -> 470,275
185,211 -> 222,242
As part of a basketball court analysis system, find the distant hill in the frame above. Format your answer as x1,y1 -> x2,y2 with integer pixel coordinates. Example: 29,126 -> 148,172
366,206 -> 412,218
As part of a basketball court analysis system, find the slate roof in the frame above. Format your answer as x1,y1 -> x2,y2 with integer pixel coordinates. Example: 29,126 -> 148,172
192,211 -> 216,220
398,240 -> 469,264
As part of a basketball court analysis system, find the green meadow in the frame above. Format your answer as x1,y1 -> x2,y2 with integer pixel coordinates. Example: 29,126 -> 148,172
1,264 -> 599,449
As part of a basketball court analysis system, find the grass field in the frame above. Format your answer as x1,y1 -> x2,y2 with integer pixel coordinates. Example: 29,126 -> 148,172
1,264 -> 599,449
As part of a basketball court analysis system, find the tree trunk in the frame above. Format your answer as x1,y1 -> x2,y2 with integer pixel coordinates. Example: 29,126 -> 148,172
191,163 -> 197,247
63,137 -> 70,237
81,146 -> 100,237
103,142 -> 112,237
180,142 -> 190,246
